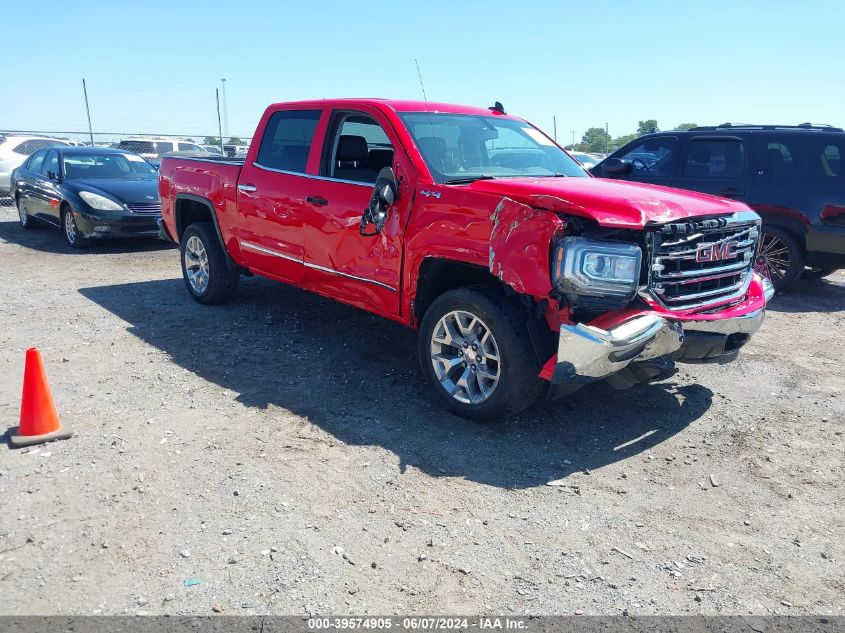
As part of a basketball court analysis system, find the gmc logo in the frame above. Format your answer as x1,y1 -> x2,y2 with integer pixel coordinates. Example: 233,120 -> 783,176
696,240 -> 739,262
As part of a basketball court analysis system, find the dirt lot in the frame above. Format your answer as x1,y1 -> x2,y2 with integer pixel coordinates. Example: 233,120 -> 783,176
0,204 -> 842,617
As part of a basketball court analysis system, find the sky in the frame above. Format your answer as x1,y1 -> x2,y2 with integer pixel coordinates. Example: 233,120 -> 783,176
3,0 -> 844,143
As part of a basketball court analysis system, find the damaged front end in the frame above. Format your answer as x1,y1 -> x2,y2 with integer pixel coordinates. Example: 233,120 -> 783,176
489,197 -> 773,398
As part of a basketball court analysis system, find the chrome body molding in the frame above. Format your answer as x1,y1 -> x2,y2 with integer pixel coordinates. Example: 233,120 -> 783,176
252,162 -> 374,189
239,239 -> 397,292
240,239 -> 300,263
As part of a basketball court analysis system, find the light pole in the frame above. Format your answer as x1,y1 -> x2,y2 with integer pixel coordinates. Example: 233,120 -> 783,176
220,78 -> 229,140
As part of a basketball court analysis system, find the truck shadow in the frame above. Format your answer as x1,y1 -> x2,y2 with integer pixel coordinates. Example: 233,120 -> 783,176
0,219 -> 173,255
766,274 -> 845,314
78,277 -> 713,489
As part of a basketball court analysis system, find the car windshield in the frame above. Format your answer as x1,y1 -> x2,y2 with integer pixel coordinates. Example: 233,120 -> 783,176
62,153 -> 157,180
400,112 -> 586,182
115,140 -> 174,155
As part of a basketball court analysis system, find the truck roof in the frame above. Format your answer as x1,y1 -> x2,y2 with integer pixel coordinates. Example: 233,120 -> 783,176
267,98 -> 518,118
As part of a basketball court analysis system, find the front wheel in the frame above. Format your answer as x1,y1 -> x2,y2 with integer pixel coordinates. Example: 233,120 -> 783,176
62,206 -> 91,248
754,225 -> 803,292
179,222 -> 240,304
418,286 -> 544,422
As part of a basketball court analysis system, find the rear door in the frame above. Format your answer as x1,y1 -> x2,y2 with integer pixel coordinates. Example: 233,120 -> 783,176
30,149 -> 62,223
750,132 -> 845,257
15,149 -> 48,211
236,108 -> 323,283
671,135 -> 750,201
301,107 -> 406,318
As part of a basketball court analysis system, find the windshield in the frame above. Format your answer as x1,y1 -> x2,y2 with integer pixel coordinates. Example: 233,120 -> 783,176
62,153 -> 157,180
115,140 -> 174,155
400,113 -> 587,182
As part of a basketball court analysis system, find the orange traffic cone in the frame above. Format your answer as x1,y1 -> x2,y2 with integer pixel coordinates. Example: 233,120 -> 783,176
7,348 -> 73,448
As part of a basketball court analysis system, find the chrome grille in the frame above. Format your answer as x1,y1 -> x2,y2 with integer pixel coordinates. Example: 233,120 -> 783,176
647,211 -> 760,311
126,202 -> 161,214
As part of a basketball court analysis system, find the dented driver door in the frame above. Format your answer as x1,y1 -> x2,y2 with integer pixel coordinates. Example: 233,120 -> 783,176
301,108 -> 411,320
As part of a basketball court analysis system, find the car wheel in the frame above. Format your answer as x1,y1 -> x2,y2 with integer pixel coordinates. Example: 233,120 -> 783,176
418,285 -> 544,422
179,222 -> 240,305
62,206 -> 91,248
17,197 -> 38,229
753,225 -> 803,291
802,266 -> 837,280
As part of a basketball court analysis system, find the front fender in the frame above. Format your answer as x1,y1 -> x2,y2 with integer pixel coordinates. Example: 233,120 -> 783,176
488,198 -> 564,297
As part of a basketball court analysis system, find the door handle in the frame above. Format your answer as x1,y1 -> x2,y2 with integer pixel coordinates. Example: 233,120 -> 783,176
238,184 -> 257,193
720,187 -> 745,198
306,195 -> 329,207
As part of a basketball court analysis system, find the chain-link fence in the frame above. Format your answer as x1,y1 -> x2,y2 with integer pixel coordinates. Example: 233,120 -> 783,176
0,130 -> 252,206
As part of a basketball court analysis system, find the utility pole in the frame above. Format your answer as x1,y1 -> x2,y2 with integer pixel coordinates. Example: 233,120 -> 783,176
605,122 -> 609,154
216,89 -> 225,155
82,78 -> 94,146
571,130 -> 575,147
220,78 -> 229,139
552,116 -> 557,142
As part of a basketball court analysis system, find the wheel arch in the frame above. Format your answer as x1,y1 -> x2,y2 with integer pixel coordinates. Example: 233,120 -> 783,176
412,258 -> 508,326
412,257 -> 556,366
752,206 -> 808,251
173,194 -> 241,271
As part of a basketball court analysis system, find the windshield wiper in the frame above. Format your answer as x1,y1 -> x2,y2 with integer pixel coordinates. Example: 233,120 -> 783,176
445,175 -> 497,184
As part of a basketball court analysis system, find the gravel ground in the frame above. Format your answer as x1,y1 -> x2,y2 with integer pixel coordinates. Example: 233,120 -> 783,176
0,205 -> 842,617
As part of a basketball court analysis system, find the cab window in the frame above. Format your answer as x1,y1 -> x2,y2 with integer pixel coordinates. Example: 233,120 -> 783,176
323,112 -> 394,184
256,109 -> 321,173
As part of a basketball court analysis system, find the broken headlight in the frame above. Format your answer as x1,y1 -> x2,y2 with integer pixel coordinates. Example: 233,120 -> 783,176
552,237 -> 642,304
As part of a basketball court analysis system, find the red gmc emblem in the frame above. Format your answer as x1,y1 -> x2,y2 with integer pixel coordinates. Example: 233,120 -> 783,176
696,240 -> 739,262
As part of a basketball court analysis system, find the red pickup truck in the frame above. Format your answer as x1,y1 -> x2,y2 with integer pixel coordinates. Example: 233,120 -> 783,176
158,99 -> 773,421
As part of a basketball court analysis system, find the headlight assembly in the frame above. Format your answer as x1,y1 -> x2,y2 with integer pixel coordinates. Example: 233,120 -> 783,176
79,191 -> 124,211
552,237 -> 642,303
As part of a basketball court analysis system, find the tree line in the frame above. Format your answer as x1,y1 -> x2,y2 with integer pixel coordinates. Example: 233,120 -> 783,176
204,136 -> 245,146
564,120 -> 698,154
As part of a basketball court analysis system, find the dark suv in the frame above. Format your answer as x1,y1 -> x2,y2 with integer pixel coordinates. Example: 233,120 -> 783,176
592,124 -> 845,290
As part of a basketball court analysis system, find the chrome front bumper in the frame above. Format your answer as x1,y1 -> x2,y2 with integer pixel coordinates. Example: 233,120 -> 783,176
551,315 -> 684,385
550,287 -> 770,386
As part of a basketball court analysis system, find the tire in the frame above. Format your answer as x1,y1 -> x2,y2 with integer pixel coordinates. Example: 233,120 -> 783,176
179,222 -> 240,304
802,266 -> 838,280
754,225 -> 803,292
62,205 -> 92,248
418,285 -> 544,422
17,196 -> 39,230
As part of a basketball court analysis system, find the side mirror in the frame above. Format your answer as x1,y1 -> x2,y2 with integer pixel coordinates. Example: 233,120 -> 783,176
360,166 -> 398,236
46,170 -> 61,182
600,157 -> 633,176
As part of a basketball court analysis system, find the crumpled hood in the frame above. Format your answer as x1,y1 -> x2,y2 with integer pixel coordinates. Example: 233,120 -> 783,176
468,176 -> 748,229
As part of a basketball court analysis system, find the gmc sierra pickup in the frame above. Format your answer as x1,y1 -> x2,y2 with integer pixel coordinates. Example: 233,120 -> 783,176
158,99 -> 774,421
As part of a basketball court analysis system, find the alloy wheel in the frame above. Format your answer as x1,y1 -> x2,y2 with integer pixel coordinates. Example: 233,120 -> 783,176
429,310 -> 501,405
184,235 -> 210,295
64,211 -> 77,244
18,199 -> 29,227
754,231 -> 791,282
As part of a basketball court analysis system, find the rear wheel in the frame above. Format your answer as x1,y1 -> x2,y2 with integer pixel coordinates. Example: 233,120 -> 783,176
62,206 -> 91,248
179,222 -> 240,304
754,225 -> 803,291
17,196 -> 38,229
418,286 -> 544,422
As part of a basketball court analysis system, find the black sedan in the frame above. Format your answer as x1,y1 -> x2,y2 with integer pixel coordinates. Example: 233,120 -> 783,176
10,147 -> 161,248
